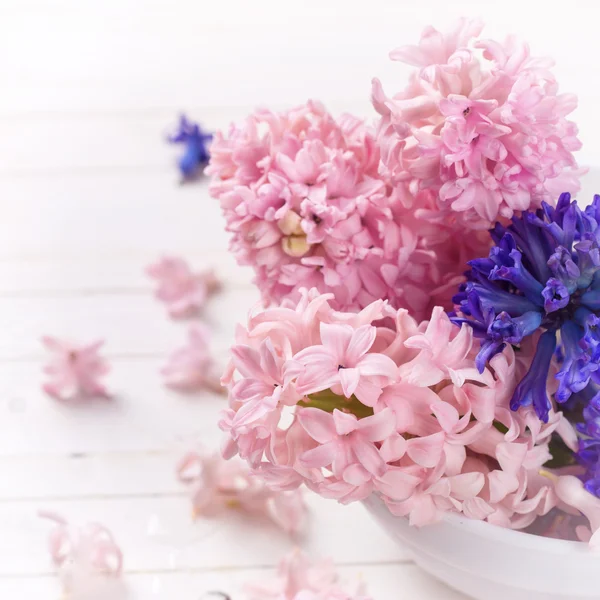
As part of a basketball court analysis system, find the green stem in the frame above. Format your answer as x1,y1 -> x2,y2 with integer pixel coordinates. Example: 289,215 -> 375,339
298,389 -> 374,419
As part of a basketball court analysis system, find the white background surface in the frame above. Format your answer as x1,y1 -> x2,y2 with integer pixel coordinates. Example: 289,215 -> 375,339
0,1 -> 598,597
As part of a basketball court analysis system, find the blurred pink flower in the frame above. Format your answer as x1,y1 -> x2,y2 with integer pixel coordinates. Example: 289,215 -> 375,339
39,511 -> 124,599
176,449 -> 307,535
41,337 -> 110,401
162,324 -> 223,394
372,19 -> 583,229
245,548 -> 372,600
146,256 -> 220,318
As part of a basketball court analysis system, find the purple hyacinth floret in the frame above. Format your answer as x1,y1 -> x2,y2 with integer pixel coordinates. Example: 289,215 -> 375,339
168,115 -> 213,180
451,192 -> 600,423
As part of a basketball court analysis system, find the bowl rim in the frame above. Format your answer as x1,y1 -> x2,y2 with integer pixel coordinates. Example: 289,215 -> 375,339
443,511 -> 592,554
366,494 -> 593,553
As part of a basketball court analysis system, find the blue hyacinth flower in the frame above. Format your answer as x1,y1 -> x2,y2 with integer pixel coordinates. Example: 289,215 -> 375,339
167,115 -> 213,180
451,193 -> 600,421
451,192 -> 600,495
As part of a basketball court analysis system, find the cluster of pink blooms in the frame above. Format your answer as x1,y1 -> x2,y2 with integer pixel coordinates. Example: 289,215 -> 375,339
372,18 -> 582,229
39,511 -> 124,599
245,549 -> 371,600
220,289 -> 580,529
207,100 -> 490,319
177,448 -> 307,535
207,20 -> 582,316
41,336 -> 111,402
146,255 -> 220,318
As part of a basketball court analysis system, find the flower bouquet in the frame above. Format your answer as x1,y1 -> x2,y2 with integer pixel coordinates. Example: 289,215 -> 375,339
206,18 -> 600,600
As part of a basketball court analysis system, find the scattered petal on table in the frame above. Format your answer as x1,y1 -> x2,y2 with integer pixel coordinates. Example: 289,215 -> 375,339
146,255 -> 221,318
41,336 -> 111,402
176,448 -> 308,536
162,324 -> 224,394
245,548 -> 373,599
39,510 -> 126,599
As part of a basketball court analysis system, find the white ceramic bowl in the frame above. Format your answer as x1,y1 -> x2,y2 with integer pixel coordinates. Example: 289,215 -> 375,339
363,495 -> 600,600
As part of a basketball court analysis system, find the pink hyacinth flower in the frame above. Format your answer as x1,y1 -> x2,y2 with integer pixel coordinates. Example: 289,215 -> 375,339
291,323 -> 398,406
220,291 -> 574,528
39,511 -> 124,598
162,324 -> 223,394
372,19 -> 583,229
299,408 -> 396,487
176,449 -> 307,535
207,100 -> 483,318
41,337 -> 110,401
146,256 -> 220,318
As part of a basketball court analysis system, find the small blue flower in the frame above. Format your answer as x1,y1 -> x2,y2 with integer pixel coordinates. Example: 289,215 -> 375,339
451,193 -> 600,422
167,115 -> 213,180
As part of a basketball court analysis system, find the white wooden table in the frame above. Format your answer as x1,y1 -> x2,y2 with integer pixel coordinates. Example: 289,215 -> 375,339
0,1 -> 597,597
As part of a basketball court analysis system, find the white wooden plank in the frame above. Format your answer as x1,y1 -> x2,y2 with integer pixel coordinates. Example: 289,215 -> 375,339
0,253 -> 253,295
0,359 -> 228,454
0,564 -> 467,599
0,173 -> 229,258
0,451 -> 185,499
0,286 -> 259,360
0,495 -> 408,575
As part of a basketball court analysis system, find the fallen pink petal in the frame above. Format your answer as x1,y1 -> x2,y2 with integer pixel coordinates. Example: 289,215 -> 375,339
162,324 -> 224,394
41,336 -> 111,402
146,255 -> 221,318
245,548 -> 372,600
176,448 -> 308,535
39,511 -> 125,598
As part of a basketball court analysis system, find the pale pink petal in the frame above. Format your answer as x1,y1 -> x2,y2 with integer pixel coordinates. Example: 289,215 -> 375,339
380,434 -> 407,463
353,378 -> 384,408
408,494 -> 440,527
343,464 -> 372,485
356,353 -> 398,379
332,409 -> 359,436
231,345 -> 264,380
352,438 -> 386,478
299,442 -> 337,469
430,400 -> 460,432
406,432 -> 445,468
298,408 -> 337,444
345,325 -> 377,364
376,469 -> 421,501
320,322 -> 353,362
338,367 -> 360,398
448,472 -> 485,500
358,408 -> 396,442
